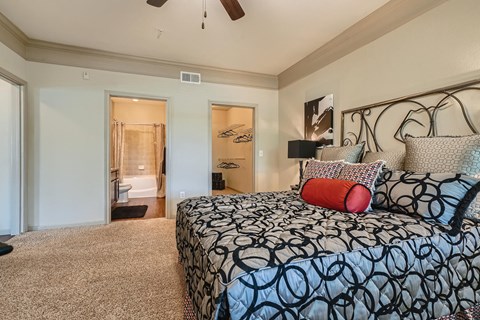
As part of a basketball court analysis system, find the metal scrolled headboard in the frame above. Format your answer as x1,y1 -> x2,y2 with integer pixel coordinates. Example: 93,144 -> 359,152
341,79 -> 480,152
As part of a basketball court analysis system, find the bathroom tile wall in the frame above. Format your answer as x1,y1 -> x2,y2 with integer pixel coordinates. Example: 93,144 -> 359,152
123,125 -> 156,176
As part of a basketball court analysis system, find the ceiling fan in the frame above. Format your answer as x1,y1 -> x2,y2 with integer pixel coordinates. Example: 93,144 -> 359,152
146,0 -> 245,21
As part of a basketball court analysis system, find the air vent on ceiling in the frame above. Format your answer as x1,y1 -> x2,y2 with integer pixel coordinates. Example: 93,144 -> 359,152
180,71 -> 201,84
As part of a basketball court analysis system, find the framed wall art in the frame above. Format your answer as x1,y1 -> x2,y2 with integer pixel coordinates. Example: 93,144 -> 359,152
304,94 -> 334,145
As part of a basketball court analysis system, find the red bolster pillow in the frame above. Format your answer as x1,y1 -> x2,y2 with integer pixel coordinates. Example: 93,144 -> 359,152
300,178 -> 371,213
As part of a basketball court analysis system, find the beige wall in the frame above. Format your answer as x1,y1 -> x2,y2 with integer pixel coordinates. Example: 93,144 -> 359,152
112,100 -> 166,124
23,61 -> 278,229
226,107 -> 253,193
212,106 -> 254,193
278,0 -> 480,190
0,42 -> 27,80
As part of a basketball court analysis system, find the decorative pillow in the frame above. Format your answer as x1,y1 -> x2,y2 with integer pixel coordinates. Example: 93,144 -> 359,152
404,135 -> 480,174
301,178 -> 371,213
466,173 -> 480,220
321,142 -> 365,163
373,170 -> 480,235
362,150 -> 405,171
301,160 -> 346,189
404,135 -> 480,220
337,160 -> 385,199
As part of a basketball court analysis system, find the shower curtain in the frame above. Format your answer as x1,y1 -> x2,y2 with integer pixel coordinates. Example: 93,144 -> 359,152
154,124 -> 166,198
112,121 -> 125,181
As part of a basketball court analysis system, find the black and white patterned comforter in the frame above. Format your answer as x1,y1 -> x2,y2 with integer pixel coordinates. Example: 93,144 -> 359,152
176,191 -> 480,320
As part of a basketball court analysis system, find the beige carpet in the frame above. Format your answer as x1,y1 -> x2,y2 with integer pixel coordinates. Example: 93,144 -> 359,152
0,218 -> 185,319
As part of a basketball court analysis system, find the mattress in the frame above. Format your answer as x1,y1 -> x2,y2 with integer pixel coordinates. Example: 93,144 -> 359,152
176,191 -> 480,320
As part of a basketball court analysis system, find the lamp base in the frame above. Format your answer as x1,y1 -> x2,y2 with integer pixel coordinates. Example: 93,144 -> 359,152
298,159 -> 305,186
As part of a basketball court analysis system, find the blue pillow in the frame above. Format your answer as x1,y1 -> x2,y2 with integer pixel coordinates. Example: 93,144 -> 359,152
373,170 -> 480,235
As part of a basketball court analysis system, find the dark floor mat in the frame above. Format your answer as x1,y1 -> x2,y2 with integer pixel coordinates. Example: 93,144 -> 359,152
112,205 -> 148,220
0,242 -> 13,256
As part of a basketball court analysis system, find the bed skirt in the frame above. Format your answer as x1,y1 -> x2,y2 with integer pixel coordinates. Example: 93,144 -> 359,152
183,292 -> 480,320
184,292 -> 196,320
436,305 -> 480,320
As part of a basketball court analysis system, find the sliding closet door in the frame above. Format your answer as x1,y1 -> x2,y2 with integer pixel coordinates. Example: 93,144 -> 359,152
0,76 -> 21,235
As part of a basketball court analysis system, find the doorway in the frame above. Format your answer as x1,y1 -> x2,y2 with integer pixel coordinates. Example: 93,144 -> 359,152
210,104 -> 255,195
0,71 -> 25,237
108,95 -> 168,222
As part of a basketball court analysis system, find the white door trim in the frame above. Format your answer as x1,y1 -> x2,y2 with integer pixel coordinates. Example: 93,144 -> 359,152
104,91 -> 173,222
208,101 -> 258,195
0,67 -> 27,235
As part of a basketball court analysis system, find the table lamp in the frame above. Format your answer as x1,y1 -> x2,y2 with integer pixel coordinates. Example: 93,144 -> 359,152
288,140 -> 316,186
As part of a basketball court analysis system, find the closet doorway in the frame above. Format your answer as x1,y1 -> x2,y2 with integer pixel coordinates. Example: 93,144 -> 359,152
108,96 -> 168,222
210,104 -> 255,196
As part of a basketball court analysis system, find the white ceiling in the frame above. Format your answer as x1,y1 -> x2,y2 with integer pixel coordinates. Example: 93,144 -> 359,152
0,0 -> 390,75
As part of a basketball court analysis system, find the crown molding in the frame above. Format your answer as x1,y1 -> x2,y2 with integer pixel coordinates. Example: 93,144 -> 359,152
25,39 -> 278,89
278,0 -> 449,88
0,12 -> 28,58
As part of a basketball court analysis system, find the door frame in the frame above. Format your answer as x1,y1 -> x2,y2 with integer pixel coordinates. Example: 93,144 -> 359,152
208,101 -> 257,195
104,91 -> 172,222
0,66 -> 27,235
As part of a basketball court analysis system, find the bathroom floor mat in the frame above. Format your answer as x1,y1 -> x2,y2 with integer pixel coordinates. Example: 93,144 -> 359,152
111,205 -> 148,220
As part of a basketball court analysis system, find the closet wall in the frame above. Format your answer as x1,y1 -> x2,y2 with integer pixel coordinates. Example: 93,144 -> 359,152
212,106 -> 253,193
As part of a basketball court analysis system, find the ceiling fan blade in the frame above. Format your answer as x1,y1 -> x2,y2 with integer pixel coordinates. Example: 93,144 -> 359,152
219,0 -> 245,21
146,0 -> 168,8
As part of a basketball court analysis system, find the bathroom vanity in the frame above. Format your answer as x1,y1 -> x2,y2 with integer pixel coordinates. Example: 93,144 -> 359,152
110,168 -> 119,206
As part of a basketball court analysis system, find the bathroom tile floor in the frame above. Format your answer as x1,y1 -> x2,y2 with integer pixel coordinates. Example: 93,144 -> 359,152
114,197 -> 165,221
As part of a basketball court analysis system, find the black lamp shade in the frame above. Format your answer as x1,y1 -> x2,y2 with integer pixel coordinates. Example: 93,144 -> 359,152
288,140 -> 316,159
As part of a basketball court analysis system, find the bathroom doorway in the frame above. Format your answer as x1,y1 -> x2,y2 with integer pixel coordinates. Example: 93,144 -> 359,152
0,70 -> 26,237
108,95 -> 168,222
210,104 -> 255,196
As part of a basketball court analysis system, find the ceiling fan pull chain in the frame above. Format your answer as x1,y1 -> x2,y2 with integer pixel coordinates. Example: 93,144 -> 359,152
202,0 -> 207,29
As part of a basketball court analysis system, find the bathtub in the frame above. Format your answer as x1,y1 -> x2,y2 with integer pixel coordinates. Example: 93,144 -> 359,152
123,175 -> 157,198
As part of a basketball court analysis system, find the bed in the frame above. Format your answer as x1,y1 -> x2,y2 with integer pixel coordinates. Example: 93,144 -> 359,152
177,80 -> 480,320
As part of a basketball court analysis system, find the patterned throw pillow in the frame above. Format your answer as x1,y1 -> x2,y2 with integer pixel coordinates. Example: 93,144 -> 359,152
301,160 -> 346,190
470,174 -> 480,220
337,160 -> 385,210
404,135 -> 480,174
404,135 -> 480,219
338,160 -> 385,193
362,150 -> 405,171
321,142 -> 365,163
373,170 -> 480,235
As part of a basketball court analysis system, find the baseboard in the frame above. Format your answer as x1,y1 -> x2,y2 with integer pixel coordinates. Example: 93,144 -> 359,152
0,229 -> 11,236
28,220 -> 106,232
